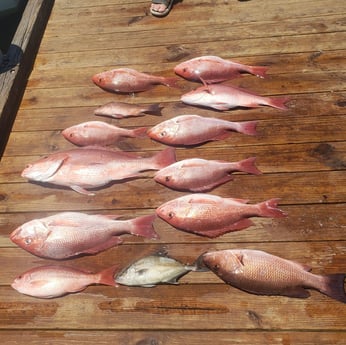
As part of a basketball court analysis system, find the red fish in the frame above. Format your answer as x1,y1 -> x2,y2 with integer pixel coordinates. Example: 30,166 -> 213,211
92,68 -> 179,93
11,264 -> 119,298
156,194 -> 287,238
154,157 -> 261,192
203,249 -> 346,303
10,212 -> 158,259
21,146 -> 176,195
174,55 -> 268,83
62,121 -> 147,146
94,101 -> 163,119
181,84 -> 289,110
147,115 -> 257,146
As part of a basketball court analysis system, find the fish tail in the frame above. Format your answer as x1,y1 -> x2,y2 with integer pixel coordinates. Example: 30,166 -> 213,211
258,198 -> 287,218
237,157 -> 262,175
319,274 -> 346,303
132,127 -> 148,138
248,65 -> 268,78
152,147 -> 176,169
163,77 -> 181,89
130,214 -> 159,239
268,96 -> 290,110
146,103 -> 163,116
191,253 -> 210,272
238,120 -> 258,136
97,264 -> 119,287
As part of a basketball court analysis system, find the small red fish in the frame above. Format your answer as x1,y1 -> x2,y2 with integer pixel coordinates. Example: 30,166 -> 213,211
203,249 -> 346,303
21,146 -> 176,195
174,55 -> 268,83
10,212 -> 158,259
154,157 -> 261,192
181,84 -> 289,110
147,115 -> 257,146
94,101 -> 163,119
62,121 -> 147,146
92,68 -> 179,93
11,264 -> 119,298
156,194 -> 287,238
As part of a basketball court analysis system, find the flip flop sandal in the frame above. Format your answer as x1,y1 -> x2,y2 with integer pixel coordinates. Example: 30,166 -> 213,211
150,0 -> 174,17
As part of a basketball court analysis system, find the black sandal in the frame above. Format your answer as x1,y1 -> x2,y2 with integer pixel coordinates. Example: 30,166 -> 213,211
150,0 -> 174,17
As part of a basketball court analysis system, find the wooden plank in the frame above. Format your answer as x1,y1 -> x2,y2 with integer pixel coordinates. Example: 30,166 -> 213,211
1,203 -> 345,247
1,330 -> 346,345
0,0 -> 54,158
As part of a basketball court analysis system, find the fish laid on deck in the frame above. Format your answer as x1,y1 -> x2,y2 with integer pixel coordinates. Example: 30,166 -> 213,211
156,194 -> 287,238
147,114 -> 257,146
12,264 -> 119,299
174,55 -> 268,83
21,146 -> 176,195
94,101 -> 163,119
62,121 -> 147,146
92,67 -> 179,93
203,249 -> 346,303
10,213 -> 158,259
181,84 -> 289,110
115,253 -> 204,287
154,157 -> 261,192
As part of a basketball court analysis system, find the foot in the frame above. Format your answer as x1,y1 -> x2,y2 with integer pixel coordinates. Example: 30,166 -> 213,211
150,0 -> 173,17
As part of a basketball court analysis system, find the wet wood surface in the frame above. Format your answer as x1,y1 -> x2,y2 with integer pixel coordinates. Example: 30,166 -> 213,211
0,0 -> 345,344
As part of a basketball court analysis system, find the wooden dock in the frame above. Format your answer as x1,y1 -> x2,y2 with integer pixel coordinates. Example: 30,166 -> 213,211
0,0 -> 345,343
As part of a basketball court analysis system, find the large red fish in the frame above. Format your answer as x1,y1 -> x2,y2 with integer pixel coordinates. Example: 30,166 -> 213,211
174,55 -> 268,83
181,84 -> 289,110
203,249 -> 346,303
154,157 -> 261,192
12,264 -> 119,298
147,115 -> 257,146
10,212 -> 158,259
156,194 -> 287,238
94,101 -> 163,119
21,146 -> 176,195
92,68 -> 179,93
62,121 -> 147,146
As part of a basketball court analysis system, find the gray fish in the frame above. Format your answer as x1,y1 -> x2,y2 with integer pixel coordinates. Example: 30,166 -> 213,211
115,254 -> 205,287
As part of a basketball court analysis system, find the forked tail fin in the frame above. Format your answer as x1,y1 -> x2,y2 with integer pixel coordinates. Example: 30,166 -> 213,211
145,103 -> 163,116
152,147 -> 176,169
237,157 -> 262,175
258,198 -> 287,218
97,265 -> 119,287
237,120 -> 258,136
248,65 -> 268,78
130,214 -> 159,239
267,96 -> 290,110
319,274 -> 346,303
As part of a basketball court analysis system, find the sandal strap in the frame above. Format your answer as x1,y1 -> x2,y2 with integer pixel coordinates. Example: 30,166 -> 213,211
152,0 -> 171,5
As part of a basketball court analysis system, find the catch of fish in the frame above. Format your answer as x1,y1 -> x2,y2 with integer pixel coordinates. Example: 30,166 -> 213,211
11,54 -> 345,306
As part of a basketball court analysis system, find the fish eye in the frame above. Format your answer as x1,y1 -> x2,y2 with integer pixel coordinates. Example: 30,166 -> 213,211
24,237 -> 32,245
168,211 -> 175,219
98,78 -> 102,83
165,176 -> 171,182
159,131 -> 167,137
69,133 -> 74,137
213,264 -> 220,270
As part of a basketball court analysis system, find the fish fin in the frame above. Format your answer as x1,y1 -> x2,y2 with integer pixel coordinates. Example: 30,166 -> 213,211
70,185 -> 95,196
163,77 -> 181,89
145,103 -> 163,116
97,264 -> 119,287
214,103 -> 233,111
248,65 -> 268,78
132,127 -> 148,138
226,197 -> 250,204
211,131 -> 232,141
188,175 -> 234,192
191,253 -> 210,272
282,286 -> 311,299
319,274 -> 346,303
267,96 -> 290,110
152,147 -> 176,170
29,279 -> 49,288
193,218 -> 254,238
236,157 -> 262,175
258,198 -> 287,218
130,214 -> 159,239
96,214 -> 122,220
85,237 -> 123,255
237,121 -> 258,136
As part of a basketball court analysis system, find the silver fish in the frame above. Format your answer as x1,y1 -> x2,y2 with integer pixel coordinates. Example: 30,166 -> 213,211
115,254 -> 204,287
